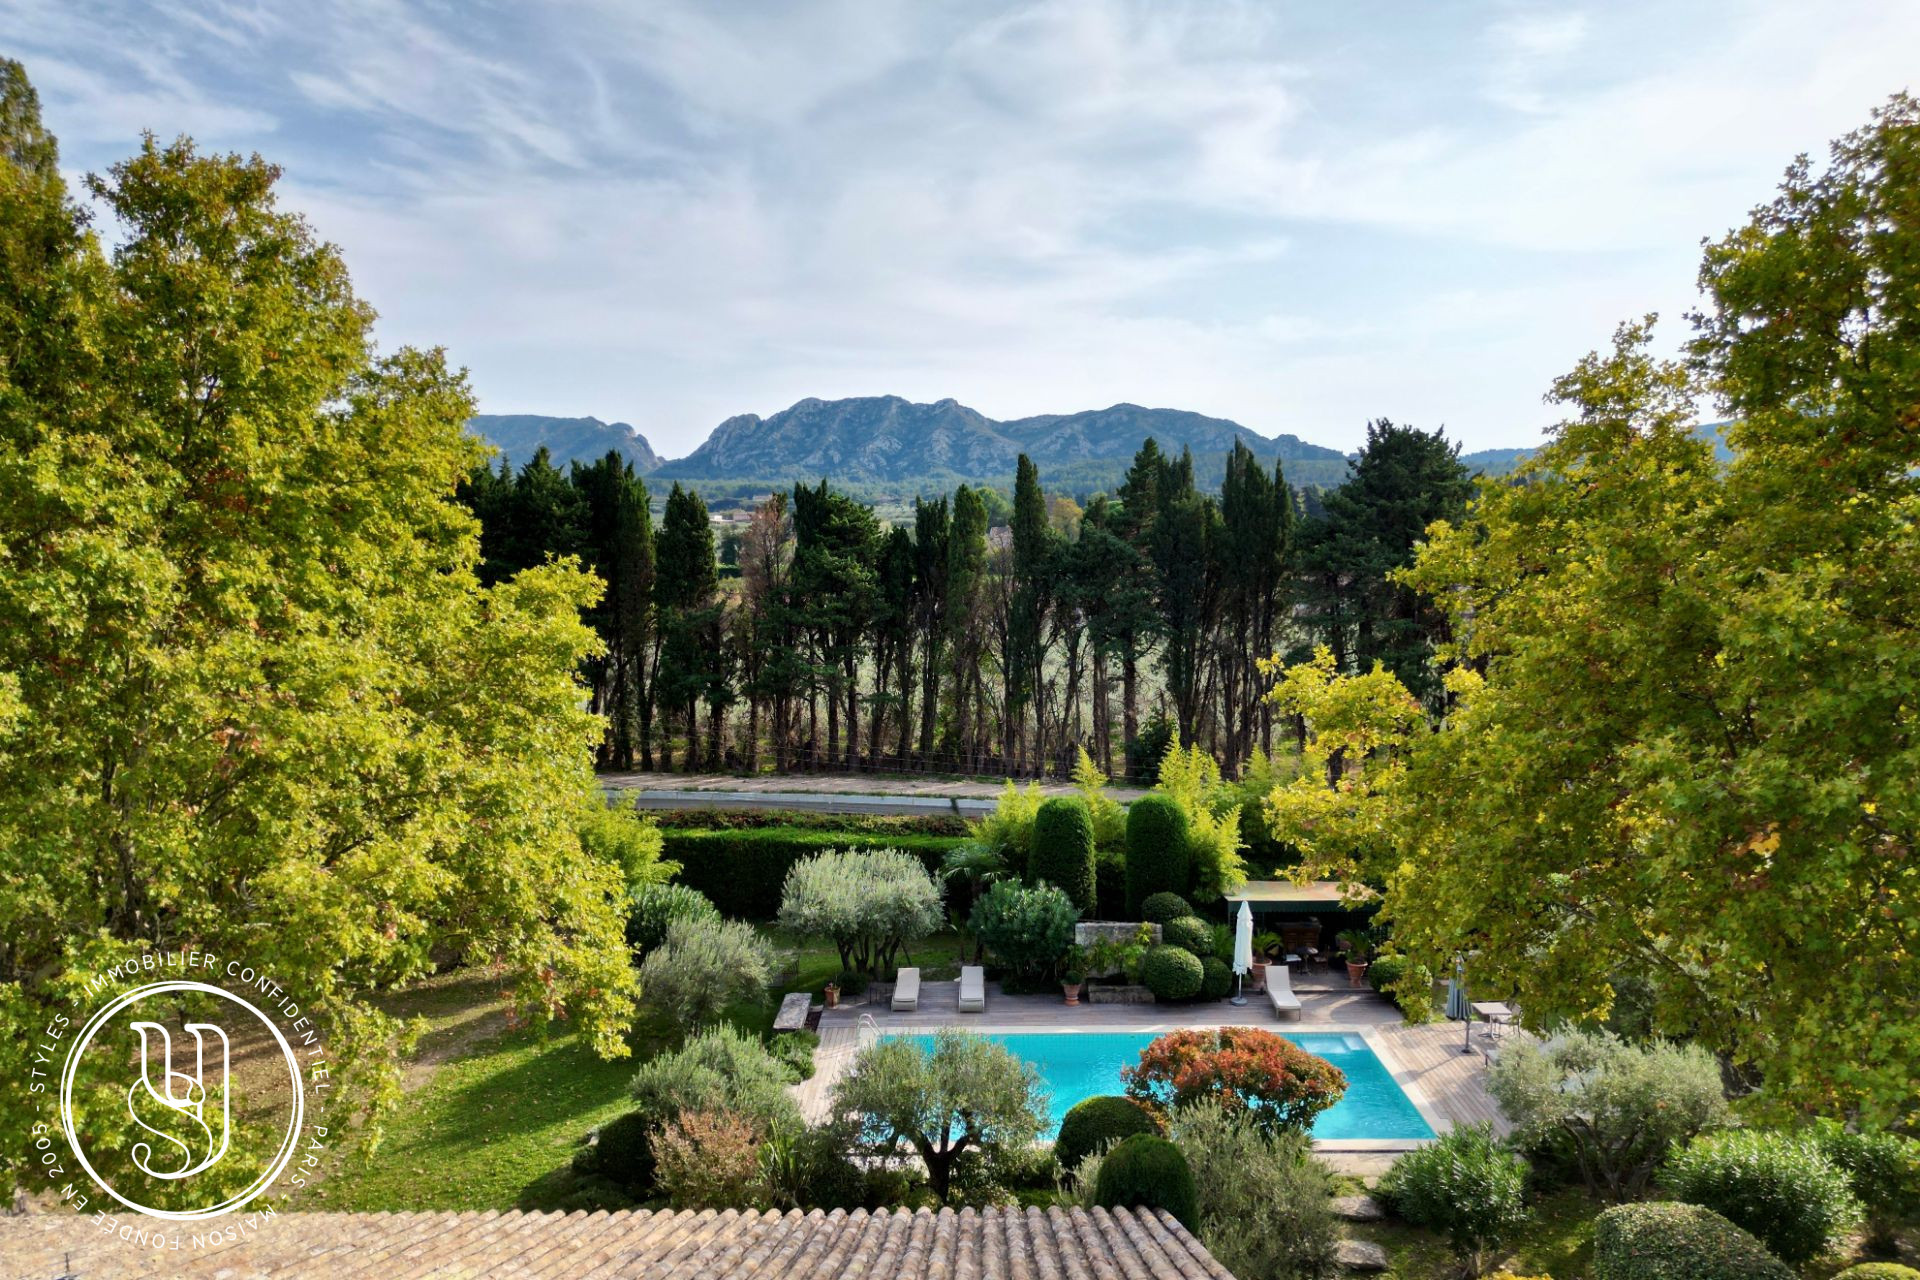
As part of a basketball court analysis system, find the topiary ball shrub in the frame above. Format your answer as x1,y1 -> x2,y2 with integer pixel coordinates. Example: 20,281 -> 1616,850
1835,1266 -> 1920,1279
1161,915 -> 1212,955
1662,1128 -> 1863,1264
1030,796 -> 1097,914
1054,1095 -> 1164,1170
577,1109 -> 658,1190
1199,956 -> 1233,1000
1092,1133 -> 1199,1232
625,882 -> 720,955
1125,797 -> 1190,917
1141,944 -> 1205,1001
1592,1202 -> 1795,1280
1140,891 -> 1194,924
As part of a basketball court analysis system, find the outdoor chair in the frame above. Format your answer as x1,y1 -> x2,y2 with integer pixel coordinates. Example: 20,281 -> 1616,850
1266,962 -> 1302,1020
958,965 -> 986,1013
892,967 -> 921,1012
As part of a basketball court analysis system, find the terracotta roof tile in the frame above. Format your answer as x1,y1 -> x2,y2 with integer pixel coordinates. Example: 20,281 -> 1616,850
0,1205 -> 1230,1279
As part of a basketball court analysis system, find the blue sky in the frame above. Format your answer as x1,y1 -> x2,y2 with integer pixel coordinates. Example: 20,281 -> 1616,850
7,1 -> 1915,457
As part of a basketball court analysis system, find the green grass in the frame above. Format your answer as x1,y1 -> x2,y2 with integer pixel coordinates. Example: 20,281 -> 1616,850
312,925 -> 967,1211
1347,1185 -> 1596,1279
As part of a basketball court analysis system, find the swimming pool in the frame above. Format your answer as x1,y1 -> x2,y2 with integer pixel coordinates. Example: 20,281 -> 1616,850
890,1030 -> 1434,1142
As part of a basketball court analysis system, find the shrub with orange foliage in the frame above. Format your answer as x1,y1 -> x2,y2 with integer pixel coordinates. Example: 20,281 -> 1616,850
1122,1027 -> 1346,1138
651,1108 -> 769,1209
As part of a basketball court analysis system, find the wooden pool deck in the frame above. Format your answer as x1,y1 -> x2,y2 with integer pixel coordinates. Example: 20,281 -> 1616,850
790,974 -> 1512,1153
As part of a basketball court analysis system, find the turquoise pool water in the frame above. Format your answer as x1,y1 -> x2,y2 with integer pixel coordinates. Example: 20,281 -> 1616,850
891,1030 -> 1434,1142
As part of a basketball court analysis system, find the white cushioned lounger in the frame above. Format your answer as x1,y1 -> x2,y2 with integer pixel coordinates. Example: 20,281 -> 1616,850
958,965 -> 986,1013
892,967 -> 921,1012
1266,963 -> 1302,1020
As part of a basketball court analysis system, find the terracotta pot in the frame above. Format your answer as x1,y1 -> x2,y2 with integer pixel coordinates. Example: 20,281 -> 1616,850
1249,961 -> 1268,992
1346,961 -> 1370,985
1061,981 -> 1083,1006
823,984 -> 840,1009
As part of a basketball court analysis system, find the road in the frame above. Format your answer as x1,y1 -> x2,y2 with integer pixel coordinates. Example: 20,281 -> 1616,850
599,770 -> 1148,817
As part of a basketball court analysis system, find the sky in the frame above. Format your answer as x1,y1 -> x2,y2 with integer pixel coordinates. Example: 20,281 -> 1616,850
6,1 -> 1916,458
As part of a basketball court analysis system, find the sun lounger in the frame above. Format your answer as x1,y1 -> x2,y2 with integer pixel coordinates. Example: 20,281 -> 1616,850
958,965 -> 986,1013
1266,963 -> 1302,1020
892,967 -> 921,1012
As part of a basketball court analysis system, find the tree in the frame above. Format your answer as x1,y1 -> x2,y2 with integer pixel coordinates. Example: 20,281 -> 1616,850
791,481 -> 879,768
572,451 -> 655,769
944,484 -> 991,771
654,483 -> 724,769
776,848 -> 944,977
830,1028 -> 1047,1203
1123,1028 -> 1347,1139
1006,454 -> 1053,768
910,495 -> 952,762
0,107 -> 635,1200
637,916 -> 779,1029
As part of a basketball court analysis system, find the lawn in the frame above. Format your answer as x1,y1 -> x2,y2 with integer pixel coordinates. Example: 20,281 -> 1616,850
310,927 -> 968,1211
1347,1184 -> 1595,1279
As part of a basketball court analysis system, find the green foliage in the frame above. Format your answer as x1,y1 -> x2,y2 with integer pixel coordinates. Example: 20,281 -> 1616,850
1071,747 -> 1129,849
830,1028 -> 1047,1203
1054,1095 -> 1164,1171
1199,956 -> 1233,1000
769,1031 -> 819,1081
1835,1266 -> 1920,1279
1125,795 -> 1191,915
1169,1101 -> 1340,1280
1161,914 -> 1212,956
1125,711 -> 1176,784
629,1024 -> 802,1128
1661,1128 -> 1862,1265
577,1109 -> 658,1191
577,802 -> 677,893
759,1122 -> 884,1211
1030,796 -> 1097,914
1813,1121 -> 1920,1253
1093,1134 -> 1200,1233
969,879 -> 1079,984
1094,847 -> 1128,919
0,109 -> 638,1191
663,827 -> 963,919
1487,1029 -> 1727,1199
1155,739 -> 1248,898
776,847 -> 946,978
1379,1125 -> 1531,1277
625,882 -> 720,955
1366,953 -> 1435,1023
1141,892 -> 1194,923
1141,945 -> 1205,1001
637,916 -> 779,1029
970,779 -> 1047,864
1591,1202 -> 1795,1280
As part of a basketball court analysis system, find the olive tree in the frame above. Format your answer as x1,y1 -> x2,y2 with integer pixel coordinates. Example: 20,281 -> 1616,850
638,916 -> 779,1028
777,848 -> 943,977
830,1028 -> 1047,1202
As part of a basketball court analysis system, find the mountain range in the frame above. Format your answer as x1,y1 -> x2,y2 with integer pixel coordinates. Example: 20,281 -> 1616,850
467,397 -> 1535,493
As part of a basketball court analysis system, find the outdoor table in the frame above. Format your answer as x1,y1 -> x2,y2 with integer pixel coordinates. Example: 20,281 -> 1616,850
1471,1001 -> 1515,1037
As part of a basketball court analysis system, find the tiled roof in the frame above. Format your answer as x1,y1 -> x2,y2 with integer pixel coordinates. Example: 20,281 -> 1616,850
0,1204 -> 1237,1278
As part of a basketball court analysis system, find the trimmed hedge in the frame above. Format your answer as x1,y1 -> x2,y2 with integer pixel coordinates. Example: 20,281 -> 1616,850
1093,1134 -> 1199,1232
646,807 -> 967,837
1031,796 -> 1097,914
1141,945 -> 1205,1001
1662,1129 -> 1862,1264
1125,796 -> 1190,916
1141,891 -> 1194,924
1199,956 -> 1233,1000
1591,1202 -> 1794,1280
1161,915 -> 1212,956
1055,1095 -> 1163,1170
1836,1267 -> 1920,1279
662,827 -> 966,919
1095,848 -> 1128,920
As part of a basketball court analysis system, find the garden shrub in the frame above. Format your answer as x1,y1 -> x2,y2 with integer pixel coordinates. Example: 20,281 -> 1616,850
969,879 -> 1079,985
1813,1120 -> 1920,1253
1124,1027 -> 1346,1138
1030,796 -> 1097,913
1170,1100 -> 1340,1280
943,1148 -> 1017,1209
624,881 -> 719,955
628,1024 -> 801,1144
1365,952 -> 1435,1023
1092,1134 -> 1200,1232
832,968 -> 869,997
637,915 -> 777,1028
663,827 -> 964,918
579,800 -> 677,893
576,1108 -> 657,1189
777,847 -> 946,978
650,808 -> 967,837
770,1030 -> 818,1080
1125,795 -> 1190,915
1199,956 -> 1232,1000
1379,1125 -> 1530,1277
1154,740 -> 1248,898
1591,1202 -> 1794,1280
1661,1128 -> 1862,1264
1835,1267 -> 1920,1279
1141,944 -> 1204,1001
1071,747 -> 1129,850
1161,915 -> 1212,955
1054,1095 -> 1163,1171
652,1108 -> 768,1209
759,1122 -> 878,1211
1141,891 -> 1193,924
970,779 -> 1046,865
1487,1028 -> 1726,1198
1124,712 -> 1175,783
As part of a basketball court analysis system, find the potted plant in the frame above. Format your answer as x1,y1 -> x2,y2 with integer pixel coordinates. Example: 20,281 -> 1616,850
1060,946 -> 1087,1005
1337,930 -> 1371,984
1250,930 -> 1283,990
822,981 -> 840,1009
